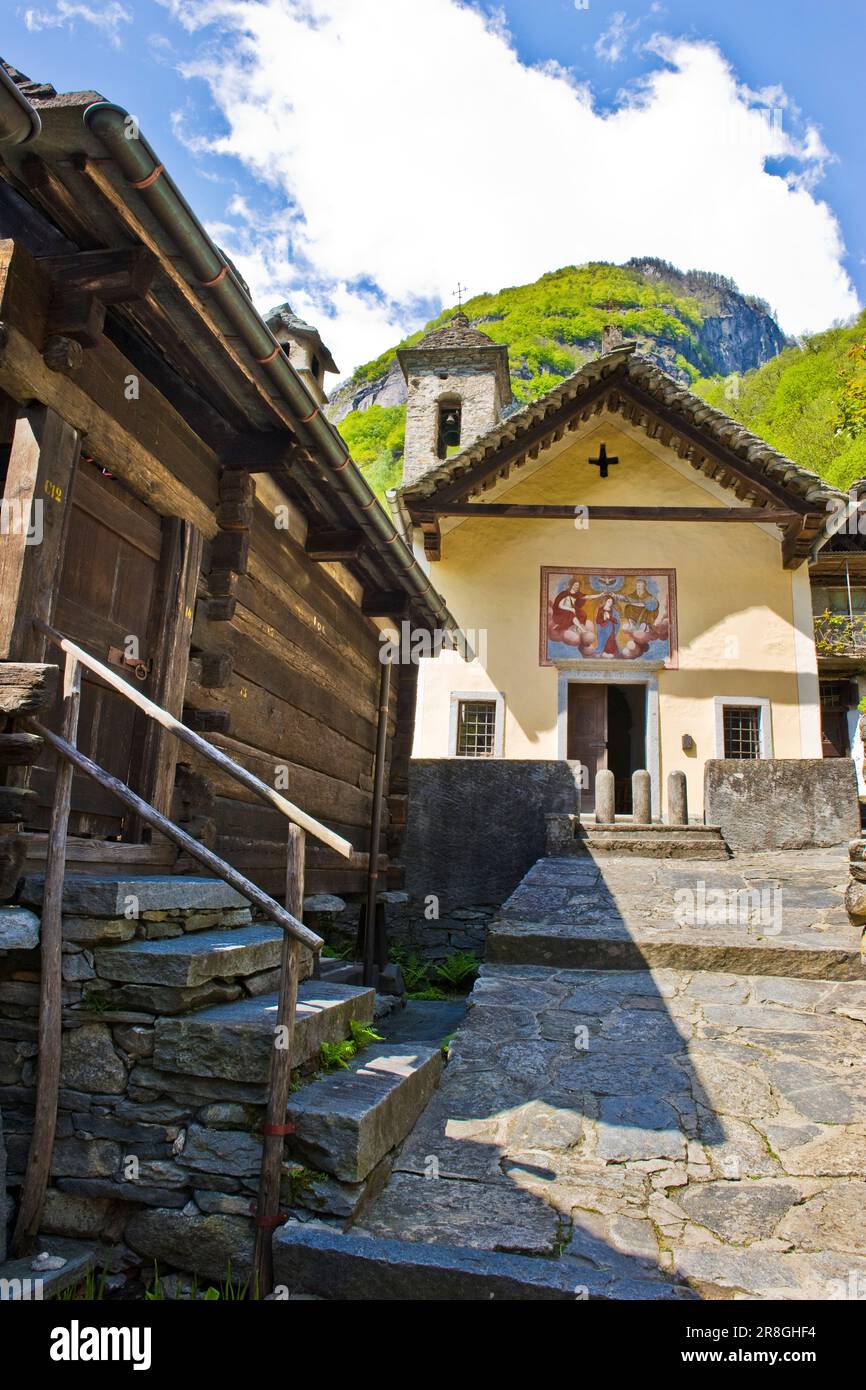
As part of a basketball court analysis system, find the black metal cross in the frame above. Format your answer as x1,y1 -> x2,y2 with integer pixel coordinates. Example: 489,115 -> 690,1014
587,442 -> 619,479
452,281 -> 467,310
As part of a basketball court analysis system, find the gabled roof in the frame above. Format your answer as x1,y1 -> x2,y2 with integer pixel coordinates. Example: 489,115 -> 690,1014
401,344 -> 850,568
265,301 -> 339,376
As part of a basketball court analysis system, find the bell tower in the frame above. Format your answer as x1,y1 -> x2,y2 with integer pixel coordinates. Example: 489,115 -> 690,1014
397,313 -> 511,486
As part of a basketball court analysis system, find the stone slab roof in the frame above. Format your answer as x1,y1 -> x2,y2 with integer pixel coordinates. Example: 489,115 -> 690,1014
402,345 -> 847,513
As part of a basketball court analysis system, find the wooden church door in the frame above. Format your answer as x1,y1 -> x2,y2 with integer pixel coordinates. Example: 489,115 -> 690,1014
566,683 -> 607,808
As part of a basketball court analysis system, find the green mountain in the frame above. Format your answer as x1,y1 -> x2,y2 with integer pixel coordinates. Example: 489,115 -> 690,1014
328,258 -> 788,496
694,311 -> 866,492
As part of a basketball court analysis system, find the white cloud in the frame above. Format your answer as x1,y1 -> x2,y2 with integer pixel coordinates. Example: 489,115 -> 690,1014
594,11 -> 637,65
23,0 -> 132,46
159,0 -> 859,374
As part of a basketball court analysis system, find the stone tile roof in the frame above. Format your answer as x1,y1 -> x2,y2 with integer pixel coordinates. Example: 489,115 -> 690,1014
414,311 -> 498,351
401,345 -> 848,517
264,301 -> 338,375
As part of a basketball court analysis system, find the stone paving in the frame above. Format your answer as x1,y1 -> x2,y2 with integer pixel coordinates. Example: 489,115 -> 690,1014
354,847 -> 866,1299
489,848 -> 863,977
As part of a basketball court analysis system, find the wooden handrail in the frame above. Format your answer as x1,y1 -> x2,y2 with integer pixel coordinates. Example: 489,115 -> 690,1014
28,719 -> 324,952
33,617 -> 353,859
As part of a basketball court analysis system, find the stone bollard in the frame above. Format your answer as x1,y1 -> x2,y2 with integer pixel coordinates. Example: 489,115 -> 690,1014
632,769 -> 652,824
667,770 -> 688,826
595,769 -> 616,824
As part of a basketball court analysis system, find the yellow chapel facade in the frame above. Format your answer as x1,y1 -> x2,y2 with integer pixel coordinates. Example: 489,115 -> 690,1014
394,319 -> 853,819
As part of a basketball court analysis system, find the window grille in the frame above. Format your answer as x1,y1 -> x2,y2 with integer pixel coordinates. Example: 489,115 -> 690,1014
723,705 -> 761,759
456,700 -> 497,757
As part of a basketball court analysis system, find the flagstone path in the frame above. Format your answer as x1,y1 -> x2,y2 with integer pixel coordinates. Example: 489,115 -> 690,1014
352,847 -> 866,1299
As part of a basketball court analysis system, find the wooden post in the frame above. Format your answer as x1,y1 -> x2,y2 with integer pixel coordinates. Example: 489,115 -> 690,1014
252,823 -> 305,1297
11,651 -> 80,1255
0,404 -> 80,663
363,657 -> 391,987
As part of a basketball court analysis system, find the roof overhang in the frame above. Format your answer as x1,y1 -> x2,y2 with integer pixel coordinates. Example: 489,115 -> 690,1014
401,347 -> 845,568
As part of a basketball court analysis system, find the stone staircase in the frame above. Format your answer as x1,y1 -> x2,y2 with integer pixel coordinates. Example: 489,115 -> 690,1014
1,873 -> 443,1284
273,845 -> 866,1301
547,814 -> 730,860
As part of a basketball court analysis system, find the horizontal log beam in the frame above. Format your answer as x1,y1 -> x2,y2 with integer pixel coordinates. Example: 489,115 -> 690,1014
220,433 -> 298,473
0,663 -> 59,715
0,786 -> 37,821
305,528 -> 365,561
415,504 -> 803,522
361,590 -> 411,619
36,247 -> 158,304
0,732 -> 44,766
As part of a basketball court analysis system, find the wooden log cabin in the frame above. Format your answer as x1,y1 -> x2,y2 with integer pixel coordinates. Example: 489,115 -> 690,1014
0,62 -> 454,904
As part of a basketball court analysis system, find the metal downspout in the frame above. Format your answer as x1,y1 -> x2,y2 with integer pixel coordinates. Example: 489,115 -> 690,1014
82,101 -> 453,629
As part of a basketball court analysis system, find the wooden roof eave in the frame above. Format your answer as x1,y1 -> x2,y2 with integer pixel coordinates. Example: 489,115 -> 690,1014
404,372 -> 831,568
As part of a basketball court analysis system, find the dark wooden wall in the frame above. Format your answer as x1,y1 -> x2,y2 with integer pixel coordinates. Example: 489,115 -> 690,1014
177,498 -> 399,897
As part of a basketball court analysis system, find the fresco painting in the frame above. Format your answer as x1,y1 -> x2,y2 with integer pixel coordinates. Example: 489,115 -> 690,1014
541,567 -> 677,667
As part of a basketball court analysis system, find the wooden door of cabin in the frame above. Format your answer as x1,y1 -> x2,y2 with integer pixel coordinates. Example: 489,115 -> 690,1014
567,683 -> 607,808
28,464 -> 164,838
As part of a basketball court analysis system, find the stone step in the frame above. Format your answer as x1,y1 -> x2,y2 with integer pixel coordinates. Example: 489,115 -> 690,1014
548,817 -> 730,860
284,1043 -> 444,1183
271,1225 -> 661,1301
152,981 -> 376,1081
22,874 -> 249,916
0,1237 -> 97,1300
318,959 -> 364,985
93,922 -> 283,988
488,918 -> 866,978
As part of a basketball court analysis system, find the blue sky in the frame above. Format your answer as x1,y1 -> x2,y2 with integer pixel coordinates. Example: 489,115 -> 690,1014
5,0 -> 864,377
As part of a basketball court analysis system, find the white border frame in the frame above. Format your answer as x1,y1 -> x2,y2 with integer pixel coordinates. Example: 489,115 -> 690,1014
448,690 -> 505,758
713,696 -> 774,759
556,670 -> 660,819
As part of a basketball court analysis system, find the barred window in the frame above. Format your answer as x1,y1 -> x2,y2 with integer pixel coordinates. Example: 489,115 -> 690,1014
456,700 -> 497,757
723,705 -> 761,759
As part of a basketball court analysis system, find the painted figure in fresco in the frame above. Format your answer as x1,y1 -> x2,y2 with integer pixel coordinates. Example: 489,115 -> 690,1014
593,593 -> 621,656
621,578 -> 659,631
550,578 -> 590,643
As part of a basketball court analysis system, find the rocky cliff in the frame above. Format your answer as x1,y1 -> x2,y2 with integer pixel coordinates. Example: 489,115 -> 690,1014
328,258 -> 787,424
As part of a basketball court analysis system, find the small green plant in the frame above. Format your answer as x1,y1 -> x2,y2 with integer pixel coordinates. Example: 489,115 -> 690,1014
54,1266 -> 108,1300
283,1164 -> 329,1205
349,1018 -> 383,1051
434,950 -> 480,989
143,1260 -> 253,1300
440,1031 -> 457,1058
408,986 -> 448,1001
321,941 -> 354,960
391,949 -> 431,993
319,1038 -> 356,1071
81,991 -> 111,1014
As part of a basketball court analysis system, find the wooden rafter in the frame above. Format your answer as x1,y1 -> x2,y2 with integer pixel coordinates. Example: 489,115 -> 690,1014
417,504 -> 803,523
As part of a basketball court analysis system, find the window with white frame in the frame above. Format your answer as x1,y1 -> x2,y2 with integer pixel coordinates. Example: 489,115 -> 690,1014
713,697 -> 772,759
449,691 -> 504,758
